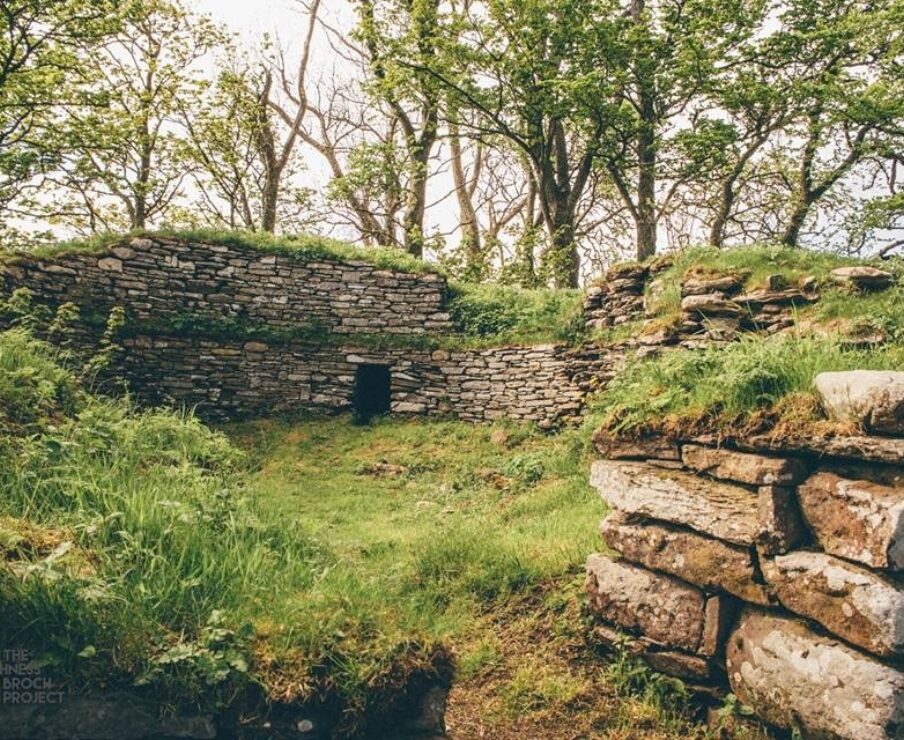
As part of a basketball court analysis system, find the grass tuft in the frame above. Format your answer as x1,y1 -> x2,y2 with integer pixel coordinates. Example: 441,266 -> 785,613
590,332 -> 904,440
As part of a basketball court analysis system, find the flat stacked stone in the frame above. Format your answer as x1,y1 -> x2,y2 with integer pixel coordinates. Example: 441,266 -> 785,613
831,265 -> 895,291
583,263 -> 649,330
587,408 -> 904,737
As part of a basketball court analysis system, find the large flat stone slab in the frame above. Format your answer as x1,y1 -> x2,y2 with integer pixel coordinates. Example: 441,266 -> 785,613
600,512 -> 770,605
717,433 -> 904,466
798,470 -> 904,570
815,370 -> 904,435
681,444 -> 808,486
762,551 -> 904,658
591,622 -> 718,682
831,265 -> 894,291
727,607 -> 904,740
585,554 -> 709,653
591,460 -> 759,546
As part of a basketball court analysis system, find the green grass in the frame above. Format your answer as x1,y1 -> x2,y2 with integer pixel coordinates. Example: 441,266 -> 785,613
447,282 -> 586,346
591,333 -> 904,440
229,415 -> 600,635
1,228 -> 441,276
0,327 -> 610,733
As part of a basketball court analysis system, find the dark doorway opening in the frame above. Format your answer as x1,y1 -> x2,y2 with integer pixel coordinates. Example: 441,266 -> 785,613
353,364 -> 391,422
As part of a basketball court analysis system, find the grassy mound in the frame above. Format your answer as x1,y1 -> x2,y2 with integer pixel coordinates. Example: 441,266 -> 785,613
591,334 -> 904,442
590,245 -> 904,441
633,244 -> 904,337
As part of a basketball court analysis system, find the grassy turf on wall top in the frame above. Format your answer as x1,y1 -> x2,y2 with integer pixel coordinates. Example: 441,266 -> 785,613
1,228 -> 442,276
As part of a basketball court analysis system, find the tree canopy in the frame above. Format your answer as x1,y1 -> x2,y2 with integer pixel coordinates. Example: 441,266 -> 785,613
0,0 -> 902,285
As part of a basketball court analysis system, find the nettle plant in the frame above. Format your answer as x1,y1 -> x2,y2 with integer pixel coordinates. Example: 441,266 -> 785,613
0,287 -> 126,379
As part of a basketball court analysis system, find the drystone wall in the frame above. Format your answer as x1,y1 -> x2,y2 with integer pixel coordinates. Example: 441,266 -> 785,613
587,391 -> 904,738
0,236 -> 452,335
118,334 -> 623,426
583,257 -> 894,348
0,236 -> 624,426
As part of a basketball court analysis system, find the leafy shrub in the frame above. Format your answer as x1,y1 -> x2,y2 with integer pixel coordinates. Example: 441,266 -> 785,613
447,282 -> 584,344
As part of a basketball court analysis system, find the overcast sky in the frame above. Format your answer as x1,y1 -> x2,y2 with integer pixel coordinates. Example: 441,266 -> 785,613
193,0 -> 356,53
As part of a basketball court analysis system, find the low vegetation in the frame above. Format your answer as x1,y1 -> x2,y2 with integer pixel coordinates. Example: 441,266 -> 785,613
446,282 -> 585,346
0,325 -> 714,736
592,334 -> 904,441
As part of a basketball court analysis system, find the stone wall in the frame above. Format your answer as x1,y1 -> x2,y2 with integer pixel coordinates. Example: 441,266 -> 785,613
0,236 -> 629,426
0,236 -> 451,335
587,416 -> 904,737
118,335 -> 624,427
583,257 -> 895,349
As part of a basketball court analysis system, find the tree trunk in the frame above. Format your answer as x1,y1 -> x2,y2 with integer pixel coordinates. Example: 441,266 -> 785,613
261,177 -> 279,233
449,121 -> 482,275
545,201 -> 579,288
403,162 -> 428,258
402,126 -> 436,258
256,74 -> 280,233
709,180 -> 735,247
781,198 -> 810,247
632,0 -> 657,261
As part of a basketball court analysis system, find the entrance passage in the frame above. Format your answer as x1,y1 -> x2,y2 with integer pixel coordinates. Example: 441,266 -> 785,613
353,364 -> 391,422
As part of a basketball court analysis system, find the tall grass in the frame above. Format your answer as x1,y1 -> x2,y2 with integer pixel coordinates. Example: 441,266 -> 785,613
0,329 -> 444,721
0,328 -> 601,729
592,333 -> 904,437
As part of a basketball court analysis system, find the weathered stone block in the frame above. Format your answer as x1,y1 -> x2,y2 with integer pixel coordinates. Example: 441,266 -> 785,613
681,276 -> 741,296
586,553 -> 727,654
756,485 -> 806,555
798,470 -> 904,570
762,551 -> 904,658
831,265 -> 894,291
97,257 -> 122,272
727,607 -> 904,740
815,370 -> 904,435
592,430 -> 681,460
600,512 -> 770,605
590,460 -> 759,545
592,623 -> 717,682
680,294 -> 744,318
681,444 -> 808,486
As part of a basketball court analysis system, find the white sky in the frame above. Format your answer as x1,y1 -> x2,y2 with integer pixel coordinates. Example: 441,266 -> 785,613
189,0 -> 469,258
